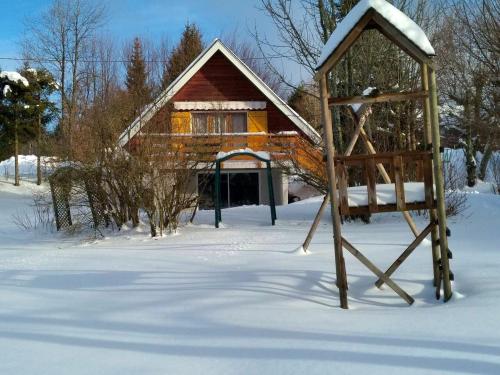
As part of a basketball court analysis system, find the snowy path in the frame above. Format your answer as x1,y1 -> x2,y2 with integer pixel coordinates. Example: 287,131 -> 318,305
0,181 -> 499,374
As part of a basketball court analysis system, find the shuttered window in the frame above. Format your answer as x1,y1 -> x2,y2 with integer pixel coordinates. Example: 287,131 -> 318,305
192,112 -> 247,134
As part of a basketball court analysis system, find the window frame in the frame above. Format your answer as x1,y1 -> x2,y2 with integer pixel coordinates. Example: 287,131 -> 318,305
191,111 -> 248,134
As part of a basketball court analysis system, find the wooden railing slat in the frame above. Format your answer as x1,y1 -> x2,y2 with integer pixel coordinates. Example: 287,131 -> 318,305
337,164 -> 350,215
366,158 -> 378,212
393,155 -> 406,211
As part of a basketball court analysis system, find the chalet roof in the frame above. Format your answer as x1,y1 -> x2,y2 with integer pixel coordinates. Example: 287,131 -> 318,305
316,0 -> 435,70
118,39 -> 321,146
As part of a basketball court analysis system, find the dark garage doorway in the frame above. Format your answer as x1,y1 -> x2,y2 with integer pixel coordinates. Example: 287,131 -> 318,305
198,172 -> 259,209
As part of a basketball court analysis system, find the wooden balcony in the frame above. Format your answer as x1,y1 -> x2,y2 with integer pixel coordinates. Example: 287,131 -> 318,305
132,133 -> 324,170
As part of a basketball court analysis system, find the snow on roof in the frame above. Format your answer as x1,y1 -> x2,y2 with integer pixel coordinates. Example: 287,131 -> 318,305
216,148 -> 270,161
118,39 -> 322,147
0,71 -> 29,87
317,0 -> 435,69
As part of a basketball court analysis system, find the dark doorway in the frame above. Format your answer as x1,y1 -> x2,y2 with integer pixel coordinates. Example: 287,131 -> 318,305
229,173 -> 259,206
198,172 -> 259,209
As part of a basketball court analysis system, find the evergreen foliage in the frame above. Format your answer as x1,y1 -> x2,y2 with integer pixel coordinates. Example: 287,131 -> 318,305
125,37 -> 151,118
162,23 -> 204,88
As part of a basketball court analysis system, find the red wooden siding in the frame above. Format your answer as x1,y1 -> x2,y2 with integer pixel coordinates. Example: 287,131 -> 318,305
131,50 -> 307,138
172,51 -> 304,136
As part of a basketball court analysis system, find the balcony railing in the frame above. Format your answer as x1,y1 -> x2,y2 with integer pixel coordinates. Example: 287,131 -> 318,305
131,132 -> 323,167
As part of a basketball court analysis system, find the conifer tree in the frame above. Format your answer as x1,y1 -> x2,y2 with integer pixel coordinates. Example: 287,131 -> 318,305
162,23 -> 204,88
1,66 -> 57,186
125,37 -> 151,119
0,70 -> 30,185
20,65 -> 58,185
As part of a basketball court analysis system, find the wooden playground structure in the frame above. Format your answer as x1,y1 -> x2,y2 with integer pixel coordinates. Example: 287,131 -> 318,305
310,1 -> 453,309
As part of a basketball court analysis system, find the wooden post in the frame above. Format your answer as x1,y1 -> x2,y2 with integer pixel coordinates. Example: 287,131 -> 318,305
214,161 -> 221,228
320,75 -> 349,309
302,194 -> 329,252
266,161 -> 277,225
428,67 -> 452,301
422,63 -> 440,287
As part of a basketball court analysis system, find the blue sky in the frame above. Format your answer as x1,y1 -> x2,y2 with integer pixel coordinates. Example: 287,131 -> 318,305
0,0 -> 309,83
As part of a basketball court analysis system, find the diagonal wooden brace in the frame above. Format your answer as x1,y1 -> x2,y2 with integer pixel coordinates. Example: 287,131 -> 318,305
375,221 -> 436,288
342,237 -> 414,305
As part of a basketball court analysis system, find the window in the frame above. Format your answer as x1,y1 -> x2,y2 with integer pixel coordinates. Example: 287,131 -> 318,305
231,113 -> 247,133
192,112 -> 247,134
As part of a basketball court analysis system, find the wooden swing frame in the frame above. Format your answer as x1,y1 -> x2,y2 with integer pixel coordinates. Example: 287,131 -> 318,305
312,8 -> 453,309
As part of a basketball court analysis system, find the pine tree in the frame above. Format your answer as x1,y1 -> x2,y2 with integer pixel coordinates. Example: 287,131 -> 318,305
1,66 -> 57,186
19,65 -> 58,185
125,37 -> 151,118
0,70 -> 30,186
162,23 -> 204,88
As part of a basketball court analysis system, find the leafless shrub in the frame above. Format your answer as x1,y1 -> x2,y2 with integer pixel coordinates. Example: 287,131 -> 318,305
444,151 -> 468,216
12,191 -> 55,231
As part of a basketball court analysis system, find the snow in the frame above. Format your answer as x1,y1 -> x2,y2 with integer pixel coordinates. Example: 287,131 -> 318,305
344,182 -> 427,207
317,0 -> 435,69
363,86 -> 377,96
26,68 -> 38,77
0,155 -> 57,181
350,86 -> 377,113
2,84 -> 12,96
0,156 -> 500,374
216,148 -> 270,161
0,71 -> 29,87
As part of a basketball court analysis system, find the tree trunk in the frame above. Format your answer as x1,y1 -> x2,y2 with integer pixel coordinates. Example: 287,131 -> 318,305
14,118 -> 20,186
479,142 -> 492,181
464,91 -> 476,187
37,110 -> 42,185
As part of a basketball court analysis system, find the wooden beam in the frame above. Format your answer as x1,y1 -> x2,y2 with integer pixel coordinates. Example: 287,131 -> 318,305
342,238 -> 414,305
371,12 -> 435,67
329,90 -> 429,107
315,10 -> 375,78
338,164 -> 350,215
302,106 -> 370,253
320,75 -> 349,309
393,155 -> 406,211
365,158 -> 378,213
429,67 -> 453,302
302,194 -> 329,252
422,63 -> 441,287
345,106 -> 370,156
375,222 -> 436,288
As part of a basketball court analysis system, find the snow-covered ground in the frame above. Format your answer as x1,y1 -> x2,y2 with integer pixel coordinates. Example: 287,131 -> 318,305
0,155 -> 57,182
0,176 -> 499,375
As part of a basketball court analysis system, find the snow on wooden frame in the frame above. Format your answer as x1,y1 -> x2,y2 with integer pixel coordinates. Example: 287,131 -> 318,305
317,0 -> 435,69
216,148 -> 270,161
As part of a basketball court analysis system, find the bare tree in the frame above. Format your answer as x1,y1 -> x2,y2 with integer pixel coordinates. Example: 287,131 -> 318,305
435,1 -> 499,186
23,0 -> 106,156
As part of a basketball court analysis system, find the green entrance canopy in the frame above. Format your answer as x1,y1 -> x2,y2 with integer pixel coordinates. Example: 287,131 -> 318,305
214,151 -> 277,228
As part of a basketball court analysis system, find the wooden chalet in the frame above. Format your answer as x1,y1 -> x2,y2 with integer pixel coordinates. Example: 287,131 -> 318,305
118,39 -> 321,209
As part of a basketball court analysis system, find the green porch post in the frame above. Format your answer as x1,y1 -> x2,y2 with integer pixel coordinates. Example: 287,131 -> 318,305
266,161 -> 277,225
214,161 -> 221,228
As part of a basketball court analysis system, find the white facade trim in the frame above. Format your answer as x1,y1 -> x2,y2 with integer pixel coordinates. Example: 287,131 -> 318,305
174,101 -> 266,111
